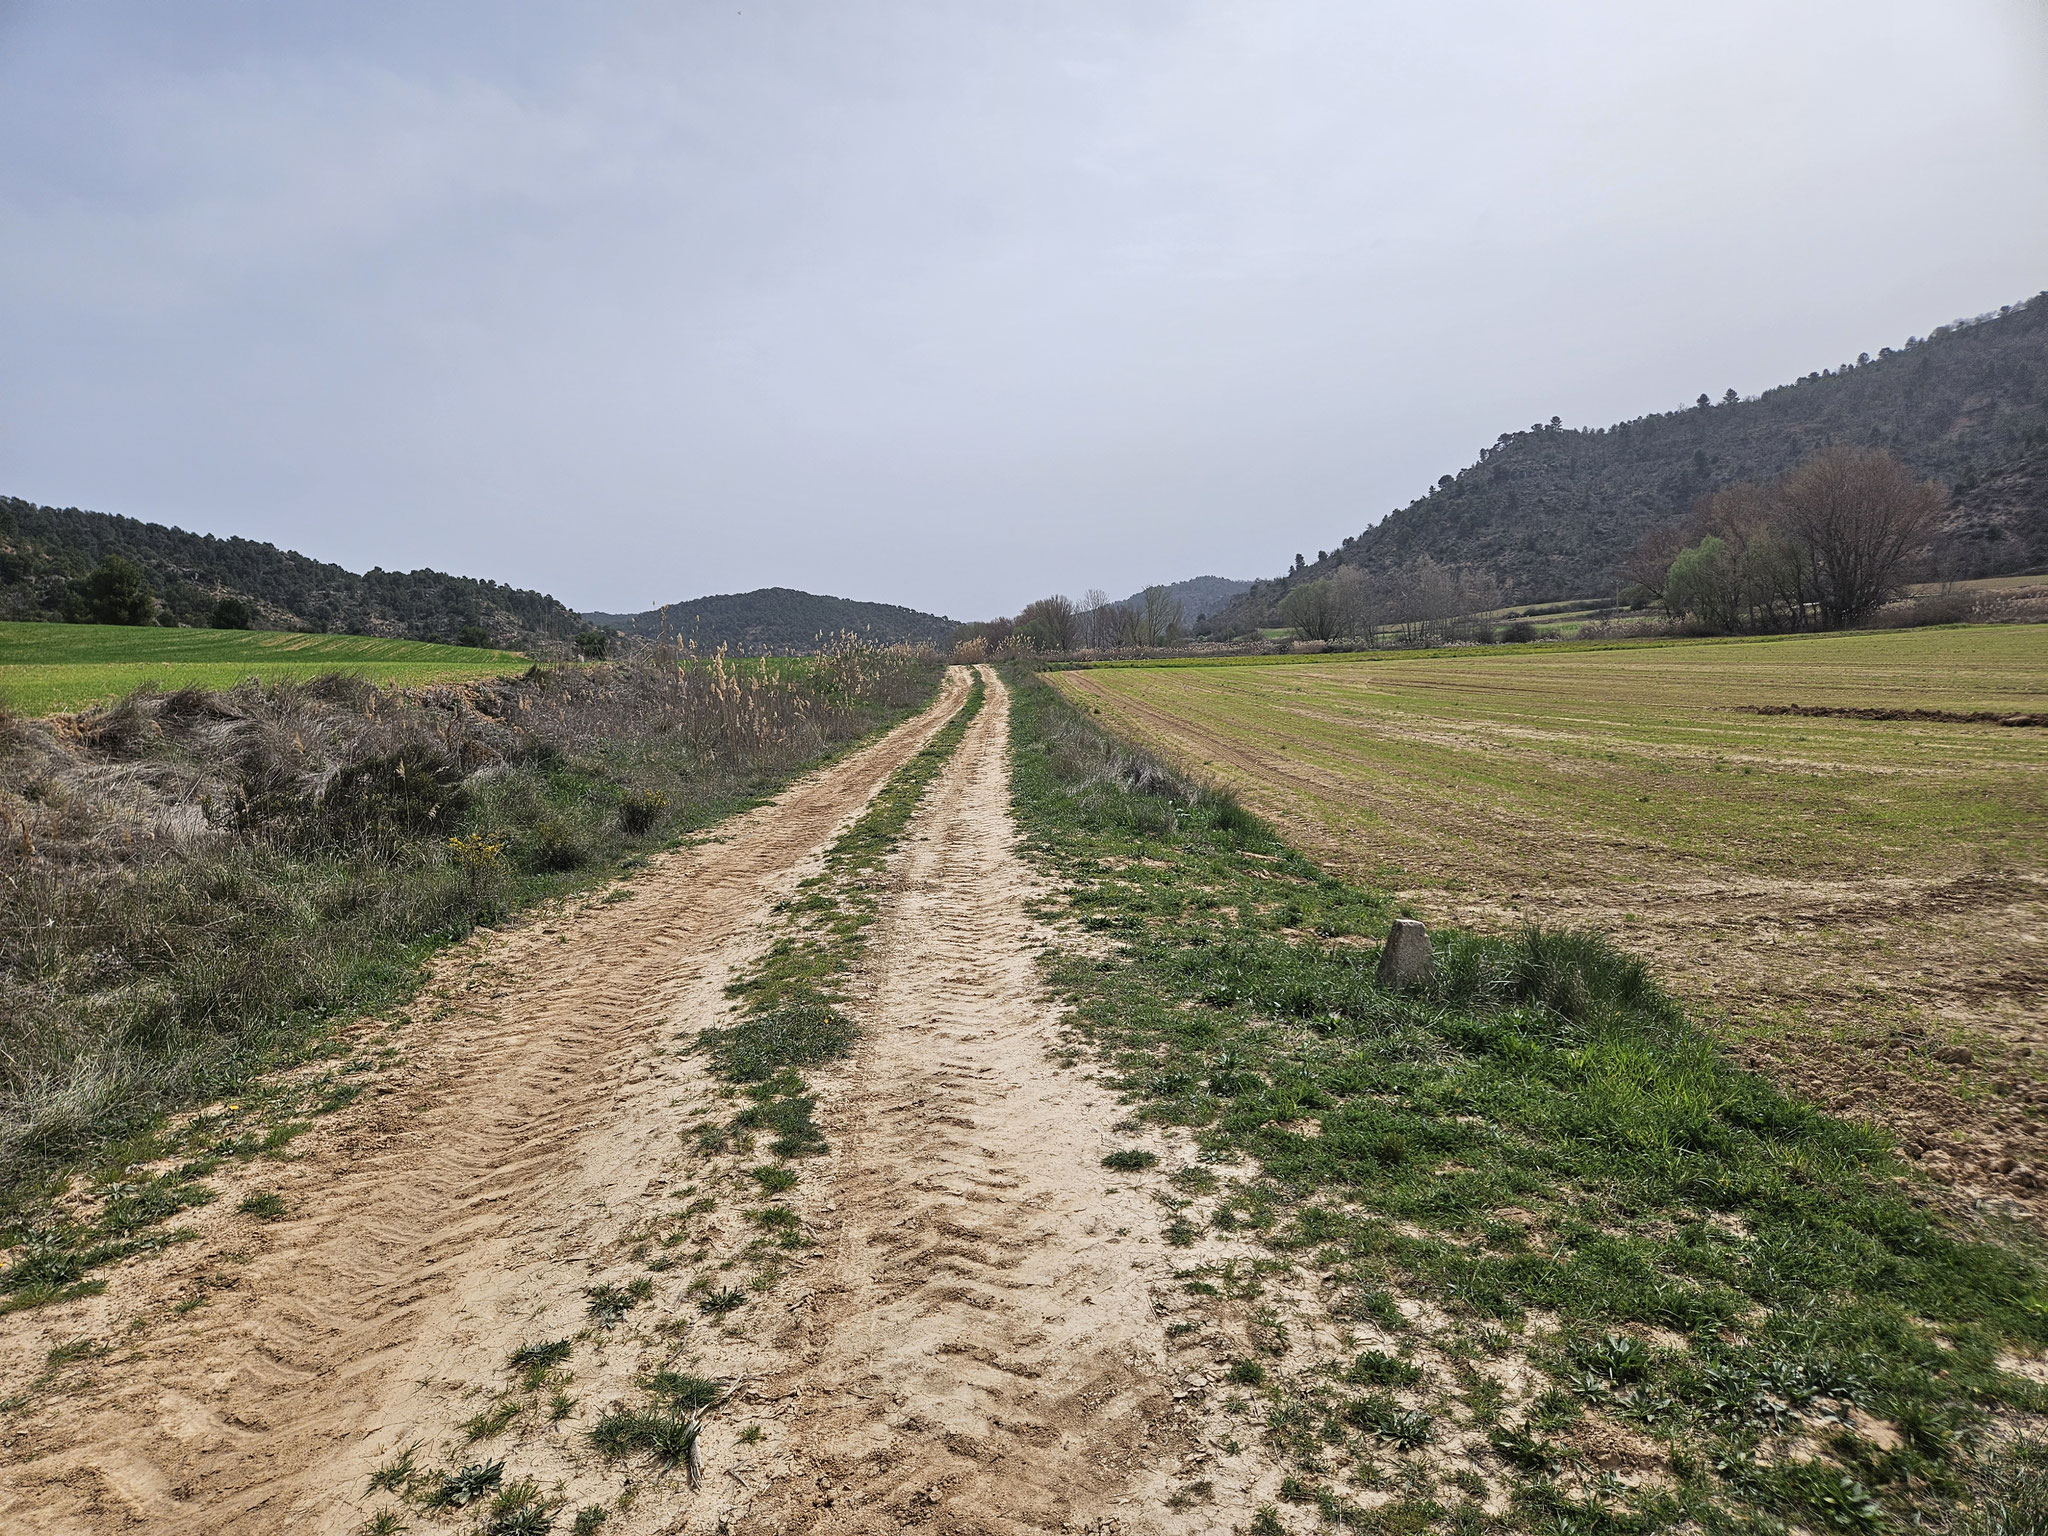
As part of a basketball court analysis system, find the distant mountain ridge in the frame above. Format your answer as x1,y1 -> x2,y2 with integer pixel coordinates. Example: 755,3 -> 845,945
0,497 -> 581,650
1207,290 -> 2048,631
1114,575 -> 1250,622
584,587 -> 957,654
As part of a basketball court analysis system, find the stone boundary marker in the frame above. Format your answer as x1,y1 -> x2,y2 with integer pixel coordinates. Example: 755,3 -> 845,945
1377,919 -> 1431,989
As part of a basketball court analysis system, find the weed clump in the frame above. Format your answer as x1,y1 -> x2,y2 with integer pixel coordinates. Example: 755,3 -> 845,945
644,1371 -> 723,1410
699,1004 -> 855,1084
590,1403 -> 701,1471
1101,1148 -> 1157,1172
507,1338 -> 573,1390
425,1458 -> 503,1509
584,1277 -> 653,1328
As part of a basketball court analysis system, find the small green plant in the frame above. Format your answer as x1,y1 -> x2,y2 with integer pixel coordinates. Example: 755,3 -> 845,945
463,1398 -> 520,1441
571,1506 -> 610,1535
698,1286 -> 746,1316
367,1443 -> 420,1495
585,1278 -> 654,1328
426,1459 -> 504,1509
1346,1350 -> 1422,1388
1579,1331 -> 1654,1383
644,1371 -> 723,1410
1491,1424 -> 1562,1474
238,1191 -> 288,1220
1102,1148 -> 1158,1171
44,1337 -> 99,1368
1345,1394 -> 1434,1450
590,1405 -> 701,1469
738,1423 -> 764,1444
749,1164 -> 798,1193
507,1338 -> 573,1390
1251,1507 -> 1287,1536
483,1477 -> 555,1536
1228,1359 -> 1268,1387
356,1513 -> 407,1536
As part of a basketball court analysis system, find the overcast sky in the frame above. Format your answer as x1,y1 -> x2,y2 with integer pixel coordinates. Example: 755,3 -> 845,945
3,3 -> 2045,620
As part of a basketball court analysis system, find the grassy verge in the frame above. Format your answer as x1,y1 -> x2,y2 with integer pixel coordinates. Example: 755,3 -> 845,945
695,670 -> 987,1160
1007,666 -> 2048,1535
0,653 -> 943,1317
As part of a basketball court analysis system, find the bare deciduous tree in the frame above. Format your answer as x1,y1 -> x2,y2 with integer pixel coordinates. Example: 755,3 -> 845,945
1014,593 -> 1078,651
1775,445 -> 1945,627
1278,579 -> 1344,640
1137,586 -> 1183,647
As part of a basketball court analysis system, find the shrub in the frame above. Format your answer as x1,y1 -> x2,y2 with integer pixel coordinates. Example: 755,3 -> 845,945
321,750 -> 468,844
524,817 -> 586,872
618,789 -> 666,834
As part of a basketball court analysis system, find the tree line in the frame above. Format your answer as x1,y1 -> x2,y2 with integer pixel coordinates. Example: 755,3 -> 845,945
953,586 -> 1188,656
1623,444 -> 1946,633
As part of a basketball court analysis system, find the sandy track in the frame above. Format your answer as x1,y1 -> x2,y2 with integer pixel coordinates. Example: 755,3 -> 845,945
726,668 -> 1202,1534
0,671 -> 973,1533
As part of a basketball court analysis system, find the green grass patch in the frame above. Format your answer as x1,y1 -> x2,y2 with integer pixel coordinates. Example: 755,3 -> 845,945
0,619 -> 531,716
692,675 -> 985,1160
1006,666 -> 2048,1534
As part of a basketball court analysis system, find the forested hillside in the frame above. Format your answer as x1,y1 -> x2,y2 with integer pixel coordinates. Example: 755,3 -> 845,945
1209,292 -> 2048,630
584,587 -> 957,654
1113,575 -> 1249,623
0,498 -> 582,650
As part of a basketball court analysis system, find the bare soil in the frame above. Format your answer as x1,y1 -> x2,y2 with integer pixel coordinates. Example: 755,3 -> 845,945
0,668 -> 1292,1533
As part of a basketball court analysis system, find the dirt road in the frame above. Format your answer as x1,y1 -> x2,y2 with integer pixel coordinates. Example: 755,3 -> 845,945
0,668 -> 1254,1533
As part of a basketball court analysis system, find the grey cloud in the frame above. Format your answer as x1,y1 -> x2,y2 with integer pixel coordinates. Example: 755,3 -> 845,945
3,1 -> 2044,618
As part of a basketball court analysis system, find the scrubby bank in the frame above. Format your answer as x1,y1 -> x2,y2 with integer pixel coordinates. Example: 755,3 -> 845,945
0,648 -> 941,1198
1006,667 -> 2048,1535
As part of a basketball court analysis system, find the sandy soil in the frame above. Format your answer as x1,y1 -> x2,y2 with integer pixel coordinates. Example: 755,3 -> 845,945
720,666 -> 1208,1534
0,666 -> 1302,1534
0,671 -> 973,1531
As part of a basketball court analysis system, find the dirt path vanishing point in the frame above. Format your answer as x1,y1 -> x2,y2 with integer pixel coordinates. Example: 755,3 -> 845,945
721,666 -> 1206,1535
0,667 -> 1271,1534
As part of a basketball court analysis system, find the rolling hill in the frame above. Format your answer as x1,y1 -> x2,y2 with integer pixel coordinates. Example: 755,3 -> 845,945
0,497 -> 583,652
1113,576 -> 1251,623
1206,290 -> 2048,632
583,587 -> 958,654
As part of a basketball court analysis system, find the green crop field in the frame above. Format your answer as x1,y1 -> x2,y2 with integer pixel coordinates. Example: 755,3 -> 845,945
0,622 -> 533,716
1055,625 -> 2048,1147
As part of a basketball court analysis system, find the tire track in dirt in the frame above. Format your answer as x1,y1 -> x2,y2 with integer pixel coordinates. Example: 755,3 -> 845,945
0,670 -> 975,1535
727,668 -> 1212,1535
